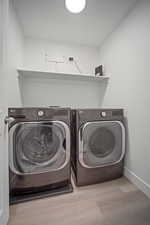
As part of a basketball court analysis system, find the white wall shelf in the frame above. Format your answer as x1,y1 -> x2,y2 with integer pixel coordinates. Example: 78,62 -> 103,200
17,68 -> 109,82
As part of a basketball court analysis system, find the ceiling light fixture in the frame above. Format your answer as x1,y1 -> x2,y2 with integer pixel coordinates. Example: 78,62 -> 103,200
65,0 -> 86,14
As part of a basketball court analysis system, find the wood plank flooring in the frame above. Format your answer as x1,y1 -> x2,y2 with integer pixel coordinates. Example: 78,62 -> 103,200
8,177 -> 150,225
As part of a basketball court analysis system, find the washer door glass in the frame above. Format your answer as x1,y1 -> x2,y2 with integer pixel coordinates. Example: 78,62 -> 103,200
13,122 -> 69,174
80,121 -> 125,168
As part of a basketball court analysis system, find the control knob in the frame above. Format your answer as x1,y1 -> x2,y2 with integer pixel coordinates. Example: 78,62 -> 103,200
38,110 -> 44,117
101,111 -> 107,117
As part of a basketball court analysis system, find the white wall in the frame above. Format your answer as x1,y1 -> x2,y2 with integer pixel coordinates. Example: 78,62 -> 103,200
20,38 -> 107,108
0,0 -> 9,224
20,75 -> 107,108
23,38 -> 99,75
7,0 -> 24,107
99,0 -> 150,197
0,1 -> 24,223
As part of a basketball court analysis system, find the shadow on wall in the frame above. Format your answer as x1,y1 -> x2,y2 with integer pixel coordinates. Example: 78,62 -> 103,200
18,75 -> 108,108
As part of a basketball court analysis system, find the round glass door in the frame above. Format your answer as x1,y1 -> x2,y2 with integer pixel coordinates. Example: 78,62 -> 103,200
79,121 -> 125,168
12,122 -> 69,174
89,127 -> 115,158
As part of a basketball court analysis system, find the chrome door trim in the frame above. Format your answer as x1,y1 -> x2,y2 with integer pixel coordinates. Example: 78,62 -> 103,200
9,121 -> 70,175
79,121 -> 125,169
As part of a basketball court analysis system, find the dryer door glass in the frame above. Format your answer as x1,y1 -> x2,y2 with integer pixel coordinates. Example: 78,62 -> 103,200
12,122 -> 69,174
80,121 -> 125,168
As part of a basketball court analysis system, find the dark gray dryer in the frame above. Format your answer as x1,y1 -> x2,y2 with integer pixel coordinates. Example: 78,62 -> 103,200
71,109 -> 126,186
8,107 -> 71,203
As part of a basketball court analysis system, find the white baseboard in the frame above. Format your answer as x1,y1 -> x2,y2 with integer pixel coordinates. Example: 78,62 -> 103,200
124,167 -> 150,198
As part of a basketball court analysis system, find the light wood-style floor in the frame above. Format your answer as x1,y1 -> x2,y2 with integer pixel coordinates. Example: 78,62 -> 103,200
8,177 -> 150,225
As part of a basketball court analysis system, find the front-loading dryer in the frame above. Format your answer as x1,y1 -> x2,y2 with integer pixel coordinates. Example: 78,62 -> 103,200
71,109 -> 126,186
8,107 -> 72,203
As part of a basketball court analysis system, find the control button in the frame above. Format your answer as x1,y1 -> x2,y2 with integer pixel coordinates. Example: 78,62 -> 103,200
38,110 -> 44,117
101,111 -> 107,117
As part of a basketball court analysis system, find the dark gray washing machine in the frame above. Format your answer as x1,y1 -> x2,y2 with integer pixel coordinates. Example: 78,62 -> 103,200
8,107 -> 72,203
71,109 -> 126,186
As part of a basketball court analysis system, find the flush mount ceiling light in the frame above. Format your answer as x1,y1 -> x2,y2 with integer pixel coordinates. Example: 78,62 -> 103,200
65,0 -> 86,14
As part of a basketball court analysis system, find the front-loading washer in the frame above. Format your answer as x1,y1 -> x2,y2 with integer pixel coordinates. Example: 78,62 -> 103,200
71,108 -> 126,186
8,107 -> 72,203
